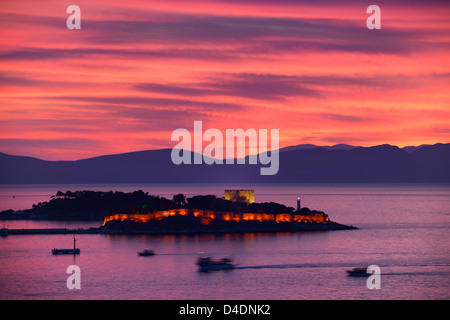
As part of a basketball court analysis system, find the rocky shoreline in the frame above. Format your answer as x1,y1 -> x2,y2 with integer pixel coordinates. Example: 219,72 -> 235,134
1,221 -> 356,237
101,218 -> 357,235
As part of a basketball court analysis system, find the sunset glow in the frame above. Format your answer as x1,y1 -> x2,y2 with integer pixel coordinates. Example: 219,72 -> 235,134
1,0 -> 449,160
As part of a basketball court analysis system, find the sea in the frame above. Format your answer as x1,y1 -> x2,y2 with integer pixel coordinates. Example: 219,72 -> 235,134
0,183 -> 449,300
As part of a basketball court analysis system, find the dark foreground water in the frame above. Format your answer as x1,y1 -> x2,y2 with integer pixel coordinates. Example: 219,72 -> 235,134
0,183 -> 449,300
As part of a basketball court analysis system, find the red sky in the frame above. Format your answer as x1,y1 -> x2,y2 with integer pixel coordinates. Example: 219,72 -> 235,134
0,0 -> 449,160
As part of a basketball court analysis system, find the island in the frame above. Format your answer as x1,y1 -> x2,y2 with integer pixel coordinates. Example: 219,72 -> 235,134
0,189 -> 356,234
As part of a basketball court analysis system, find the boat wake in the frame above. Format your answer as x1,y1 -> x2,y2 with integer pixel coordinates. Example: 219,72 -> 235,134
235,263 -> 324,270
236,264 -> 450,277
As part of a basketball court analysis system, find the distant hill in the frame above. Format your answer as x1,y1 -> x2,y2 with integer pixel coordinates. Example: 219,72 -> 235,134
278,143 -> 356,152
0,143 -> 449,183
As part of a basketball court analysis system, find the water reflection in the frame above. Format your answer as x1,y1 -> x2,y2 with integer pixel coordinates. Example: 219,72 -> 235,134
1,184 -> 449,299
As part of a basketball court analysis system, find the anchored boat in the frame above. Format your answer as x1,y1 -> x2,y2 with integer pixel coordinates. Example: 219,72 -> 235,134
52,236 -> 80,255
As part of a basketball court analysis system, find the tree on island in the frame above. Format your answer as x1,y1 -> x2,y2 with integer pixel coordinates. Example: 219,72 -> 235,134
28,190 -> 175,220
297,207 -> 311,215
172,194 -> 187,207
2,190 -> 309,221
185,195 -> 247,212
247,202 -> 295,214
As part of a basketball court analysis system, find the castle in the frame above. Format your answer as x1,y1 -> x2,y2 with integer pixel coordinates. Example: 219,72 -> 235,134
224,190 -> 255,204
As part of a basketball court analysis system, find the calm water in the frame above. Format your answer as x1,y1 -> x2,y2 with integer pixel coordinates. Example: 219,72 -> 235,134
0,183 -> 449,300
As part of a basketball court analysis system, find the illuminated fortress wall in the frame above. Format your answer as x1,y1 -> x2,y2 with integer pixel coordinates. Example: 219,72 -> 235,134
215,211 -> 328,223
103,209 -> 329,226
103,209 -> 215,224
224,190 -> 255,204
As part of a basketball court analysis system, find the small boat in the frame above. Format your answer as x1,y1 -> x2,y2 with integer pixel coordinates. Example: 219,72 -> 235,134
52,236 -> 80,255
347,267 -> 369,276
138,249 -> 155,256
196,256 -> 235,271
52,248 -> 80,255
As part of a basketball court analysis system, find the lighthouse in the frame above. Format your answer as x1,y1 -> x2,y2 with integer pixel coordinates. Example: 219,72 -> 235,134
297,197 -> 301,211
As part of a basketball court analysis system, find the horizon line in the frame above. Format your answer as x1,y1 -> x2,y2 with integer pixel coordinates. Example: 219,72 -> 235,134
1,142 -> 448,162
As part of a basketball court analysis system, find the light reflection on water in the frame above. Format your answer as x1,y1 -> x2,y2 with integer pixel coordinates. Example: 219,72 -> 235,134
0,183 -> 449,300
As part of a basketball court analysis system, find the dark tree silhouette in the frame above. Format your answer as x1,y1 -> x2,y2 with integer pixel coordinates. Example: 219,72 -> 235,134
173,194 -> 187,207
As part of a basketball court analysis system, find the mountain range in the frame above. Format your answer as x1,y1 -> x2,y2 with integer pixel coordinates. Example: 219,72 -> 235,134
0,143 -> 449,183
